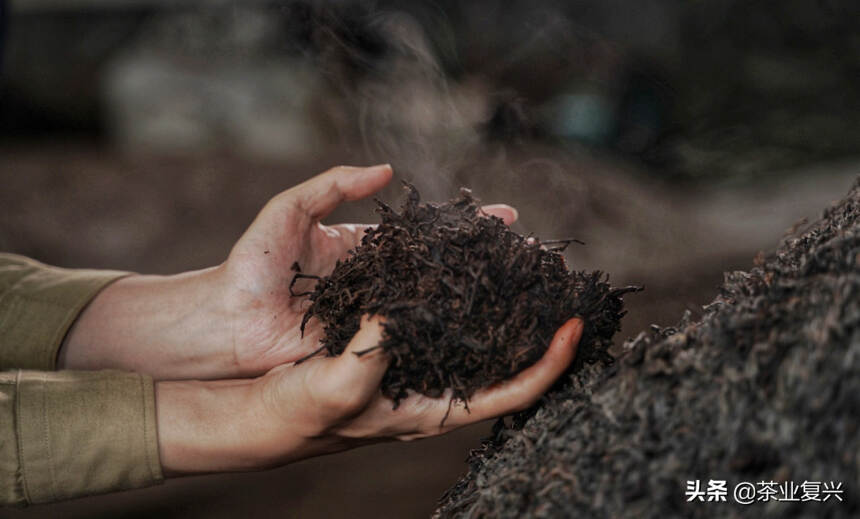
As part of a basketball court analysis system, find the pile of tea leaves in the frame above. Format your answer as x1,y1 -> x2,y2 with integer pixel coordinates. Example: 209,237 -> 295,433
294,183 -> 639,406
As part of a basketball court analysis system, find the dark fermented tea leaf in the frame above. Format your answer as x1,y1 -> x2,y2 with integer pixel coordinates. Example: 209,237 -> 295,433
293,182 -> 639,407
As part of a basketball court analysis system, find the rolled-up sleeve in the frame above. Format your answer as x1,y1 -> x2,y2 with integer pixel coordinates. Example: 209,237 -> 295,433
0,254 -> 163,506
0,253 -> 129,371
1,370 -> 163,506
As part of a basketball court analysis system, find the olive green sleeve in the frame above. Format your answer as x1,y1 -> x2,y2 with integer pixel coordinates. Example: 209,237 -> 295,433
0,253 -> 129,370
0,370 -> 163,506
0,254 -> 164,506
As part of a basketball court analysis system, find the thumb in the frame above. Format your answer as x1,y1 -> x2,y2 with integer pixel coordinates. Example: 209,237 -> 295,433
320,316 -> 390,414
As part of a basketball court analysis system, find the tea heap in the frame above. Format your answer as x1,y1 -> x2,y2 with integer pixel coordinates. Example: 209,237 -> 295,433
434,182 -> 860,518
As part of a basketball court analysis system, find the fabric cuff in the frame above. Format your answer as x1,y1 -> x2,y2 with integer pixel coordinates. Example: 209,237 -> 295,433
15,370 -> 164,504
0,372 -> 26,506
0,254 -> 129,370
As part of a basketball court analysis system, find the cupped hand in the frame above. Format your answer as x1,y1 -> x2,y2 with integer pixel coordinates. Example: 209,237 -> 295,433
155,316 -> 583,474
216,165 -> 519,377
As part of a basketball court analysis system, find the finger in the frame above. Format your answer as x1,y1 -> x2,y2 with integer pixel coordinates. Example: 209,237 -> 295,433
480,204 -> 518,226
444,317 -> 583,425
322,316 -> 390,410
287,164 -> 393,221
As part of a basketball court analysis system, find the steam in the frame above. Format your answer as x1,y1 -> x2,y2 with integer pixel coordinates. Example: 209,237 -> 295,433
309,6 -> 488,201
299,2 -> 663,277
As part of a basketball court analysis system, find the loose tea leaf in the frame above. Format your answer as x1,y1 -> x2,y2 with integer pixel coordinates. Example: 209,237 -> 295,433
294,182 -> 639,407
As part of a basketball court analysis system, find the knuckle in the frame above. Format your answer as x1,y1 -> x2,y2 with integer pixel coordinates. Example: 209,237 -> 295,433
325,165 -> 350,176
267,191 -> 303,222
318,378 -> 367,417
295,367 -> 356,433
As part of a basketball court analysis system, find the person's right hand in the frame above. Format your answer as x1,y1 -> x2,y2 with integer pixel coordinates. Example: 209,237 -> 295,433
155,316 -> 583,473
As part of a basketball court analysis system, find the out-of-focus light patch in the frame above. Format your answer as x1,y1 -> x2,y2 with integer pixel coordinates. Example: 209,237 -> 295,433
545,91 -> 615,146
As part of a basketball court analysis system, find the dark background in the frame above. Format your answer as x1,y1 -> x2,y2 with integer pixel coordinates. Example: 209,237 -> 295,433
1,1 -> 858,517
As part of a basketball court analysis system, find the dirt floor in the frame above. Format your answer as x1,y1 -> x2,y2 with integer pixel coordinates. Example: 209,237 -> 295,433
1,142 -> 857,518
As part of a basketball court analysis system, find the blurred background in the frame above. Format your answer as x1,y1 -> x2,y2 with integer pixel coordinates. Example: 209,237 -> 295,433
1,0 -> 858,517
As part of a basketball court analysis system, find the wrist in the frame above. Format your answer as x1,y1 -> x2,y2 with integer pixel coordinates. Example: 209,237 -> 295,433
155,378 -> 256,475
154,376 -> 320,475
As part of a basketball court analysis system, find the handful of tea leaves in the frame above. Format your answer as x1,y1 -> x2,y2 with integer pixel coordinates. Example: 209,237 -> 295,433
293,183 -> 638,407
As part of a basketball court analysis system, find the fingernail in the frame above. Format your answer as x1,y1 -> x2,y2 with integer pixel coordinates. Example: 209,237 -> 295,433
368,163 -> 392,171
483,204 -> 518,221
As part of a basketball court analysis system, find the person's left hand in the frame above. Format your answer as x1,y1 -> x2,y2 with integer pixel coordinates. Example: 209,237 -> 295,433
154,315 -> 583,474
59,165 -> 519,380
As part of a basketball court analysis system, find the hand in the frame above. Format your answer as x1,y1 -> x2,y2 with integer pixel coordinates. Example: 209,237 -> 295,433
58,165 -> 518,380
217,165 -> 518,376
155,316 -> 584,474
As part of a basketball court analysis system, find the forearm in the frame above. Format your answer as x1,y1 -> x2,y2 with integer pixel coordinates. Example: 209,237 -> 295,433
58,266 -> 238,380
